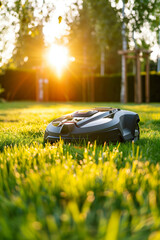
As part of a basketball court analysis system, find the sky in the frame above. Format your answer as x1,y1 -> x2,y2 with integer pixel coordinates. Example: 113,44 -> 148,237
0,0 -> 159,67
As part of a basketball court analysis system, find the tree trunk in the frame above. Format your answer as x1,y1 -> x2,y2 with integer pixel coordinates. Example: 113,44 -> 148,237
157,18 -> 160,72
100,46 -> 105,76
82,44 -> 87,102
120,0 -> 127,103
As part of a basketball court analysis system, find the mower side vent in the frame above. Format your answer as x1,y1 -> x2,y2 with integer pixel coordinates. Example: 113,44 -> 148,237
60,123 -> 75,135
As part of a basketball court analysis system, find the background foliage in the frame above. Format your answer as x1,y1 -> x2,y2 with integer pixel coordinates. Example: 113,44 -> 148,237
0,0 -> 54,68
1,0 -> 160,72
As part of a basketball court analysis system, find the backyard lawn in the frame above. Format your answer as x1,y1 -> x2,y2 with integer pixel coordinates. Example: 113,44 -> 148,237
0,102 -> 160,240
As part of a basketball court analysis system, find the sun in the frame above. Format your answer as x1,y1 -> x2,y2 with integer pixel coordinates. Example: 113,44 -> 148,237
47,44 -> 69,78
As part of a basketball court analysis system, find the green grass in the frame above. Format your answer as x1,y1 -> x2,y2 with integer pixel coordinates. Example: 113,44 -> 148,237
0,101 -> 160,240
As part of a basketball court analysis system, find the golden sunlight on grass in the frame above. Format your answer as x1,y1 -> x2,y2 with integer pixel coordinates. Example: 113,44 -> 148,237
1,102 -> 160,239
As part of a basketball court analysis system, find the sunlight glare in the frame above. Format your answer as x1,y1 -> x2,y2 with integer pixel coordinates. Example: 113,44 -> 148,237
48,44 -> 69,78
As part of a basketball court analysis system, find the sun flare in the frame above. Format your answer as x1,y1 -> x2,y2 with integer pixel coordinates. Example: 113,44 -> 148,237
47,44 -> 69,77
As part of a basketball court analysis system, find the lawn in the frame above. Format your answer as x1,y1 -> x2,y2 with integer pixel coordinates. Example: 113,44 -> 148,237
0,101 -> 160,240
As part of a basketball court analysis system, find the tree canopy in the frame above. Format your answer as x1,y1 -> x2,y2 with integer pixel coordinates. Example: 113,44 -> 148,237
1,0 -> 160,70
114,0 -> 160,47
0,0 -> 54,68
66,0 -> 122,74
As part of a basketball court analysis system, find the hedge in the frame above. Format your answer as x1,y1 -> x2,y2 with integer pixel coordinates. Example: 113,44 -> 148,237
0,69 -> 36,101
0,69 -> 160,102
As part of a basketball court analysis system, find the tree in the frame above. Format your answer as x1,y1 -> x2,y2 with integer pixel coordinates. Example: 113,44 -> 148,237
66,1 -> 98,70
66,0 -> 122,75
12,24 -> 45,68
114,0 -> 160,102
0,0 -> 55,68
86,0 -> 122,75
66,1 -> 99,101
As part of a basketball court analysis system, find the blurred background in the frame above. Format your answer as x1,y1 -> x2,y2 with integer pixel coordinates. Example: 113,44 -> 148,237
0,0 -> 160,103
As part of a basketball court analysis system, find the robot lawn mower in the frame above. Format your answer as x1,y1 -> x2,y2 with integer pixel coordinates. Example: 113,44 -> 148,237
44,107 -> 140,144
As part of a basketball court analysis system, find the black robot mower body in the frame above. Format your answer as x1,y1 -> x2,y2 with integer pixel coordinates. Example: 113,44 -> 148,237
44,107 -> 140,143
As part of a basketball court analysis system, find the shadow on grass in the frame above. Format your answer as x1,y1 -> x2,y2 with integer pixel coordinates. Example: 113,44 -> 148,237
150,119 -> 160,131
0,131 -> 44,151
136,137 -> 160,163
0,120 -> 19,122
